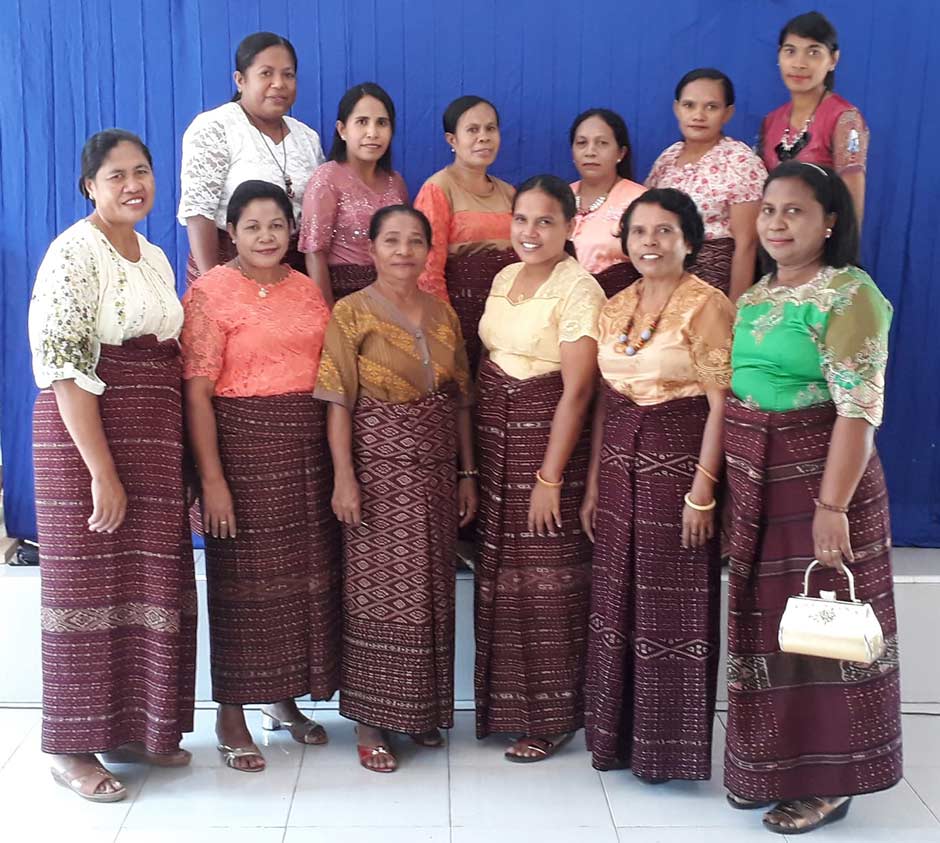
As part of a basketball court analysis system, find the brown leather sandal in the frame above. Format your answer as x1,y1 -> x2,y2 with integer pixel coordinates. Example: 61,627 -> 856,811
763,796 -> 853,835
50,763 -> 127,803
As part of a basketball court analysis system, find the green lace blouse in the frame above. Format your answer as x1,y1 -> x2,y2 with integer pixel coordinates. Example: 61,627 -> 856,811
730,265 -> 892,426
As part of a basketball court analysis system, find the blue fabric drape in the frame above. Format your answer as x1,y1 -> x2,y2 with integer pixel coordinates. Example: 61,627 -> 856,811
2,0 -> 938,544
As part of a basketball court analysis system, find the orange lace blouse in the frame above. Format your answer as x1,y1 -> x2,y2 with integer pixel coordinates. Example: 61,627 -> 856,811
181,265 -> 331,397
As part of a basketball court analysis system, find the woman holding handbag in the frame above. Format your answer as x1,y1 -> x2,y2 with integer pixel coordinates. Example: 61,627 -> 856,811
723,161 -> 901,835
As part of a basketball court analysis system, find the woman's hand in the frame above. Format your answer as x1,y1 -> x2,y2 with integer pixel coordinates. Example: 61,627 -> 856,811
681,502 -> 714,549
88,470 -> 127,533
528,482 -> 562,537
813,508 -> 853,569
201,476 -> 236,539
458,478 -> 479,527
579,479 -> 599,543
332,471 -> 361,526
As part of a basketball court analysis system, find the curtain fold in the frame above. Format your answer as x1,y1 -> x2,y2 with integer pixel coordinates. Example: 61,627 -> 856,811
1,0 -> 938,543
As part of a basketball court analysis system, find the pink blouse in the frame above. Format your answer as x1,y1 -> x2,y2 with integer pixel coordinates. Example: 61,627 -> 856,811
645,136 -> 766,240
759,92 -> 869,175
569,178 -> 646,274
298,161 -> 409,266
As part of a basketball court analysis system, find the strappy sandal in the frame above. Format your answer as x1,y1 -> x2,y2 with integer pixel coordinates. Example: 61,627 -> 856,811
101,743 -> 192,767
410,728 -> 445,748
504,732 -> 574,763
763,796 -> 853,835
727,792 -> 776,810
50,763 -> 127,803
216,743 -> 266,773
260,708 -> 328,745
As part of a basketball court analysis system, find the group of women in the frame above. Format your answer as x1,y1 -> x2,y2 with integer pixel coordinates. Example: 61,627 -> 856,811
27,9 -> 899,838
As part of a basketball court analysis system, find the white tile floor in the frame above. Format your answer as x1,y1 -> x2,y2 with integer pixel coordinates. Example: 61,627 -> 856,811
0,706 -> 937,842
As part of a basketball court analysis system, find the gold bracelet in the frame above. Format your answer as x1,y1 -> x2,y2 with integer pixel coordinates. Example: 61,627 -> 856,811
535,470 -> 564,488
684,492 -> 716,512
695,463 -> 720,484
814,498 -> 849,514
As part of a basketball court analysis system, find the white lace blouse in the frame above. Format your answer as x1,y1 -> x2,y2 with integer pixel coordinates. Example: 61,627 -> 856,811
29,220 -> 184,395
177,102 -> 326,229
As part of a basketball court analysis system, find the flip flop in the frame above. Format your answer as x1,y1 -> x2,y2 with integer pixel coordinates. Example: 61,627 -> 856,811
50,764 -> 127,803
504,732 -> 574,763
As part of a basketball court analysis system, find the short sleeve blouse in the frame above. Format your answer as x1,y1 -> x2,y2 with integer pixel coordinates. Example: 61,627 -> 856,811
29,220 -> 183,395
178,102 -> 325,229
478,256 -> 606,380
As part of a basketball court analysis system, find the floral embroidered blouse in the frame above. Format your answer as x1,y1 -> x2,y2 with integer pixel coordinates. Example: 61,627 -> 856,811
315,286 -> 472,410
297,161 -> 409,266
29,219 -> 183,395
597,274 -> 734,405
478,256 -> 607,380
180,265 -> 331,398
178,102 -> 325,229
731,266 -> 892,426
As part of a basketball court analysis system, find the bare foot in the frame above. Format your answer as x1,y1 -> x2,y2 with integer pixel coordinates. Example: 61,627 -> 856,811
215,704 -> 265,772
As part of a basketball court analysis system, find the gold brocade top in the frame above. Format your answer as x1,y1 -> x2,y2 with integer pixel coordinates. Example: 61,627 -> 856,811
478,256 -> 606,380
597,274 -> 734,405
314,285 -> 472,410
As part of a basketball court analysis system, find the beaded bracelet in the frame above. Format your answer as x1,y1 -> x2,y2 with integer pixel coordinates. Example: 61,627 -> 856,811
695,463 -> 720,484
814,498 -> 849,514
683,492 -> 716,512
535,470 -> 564,488
458,469 -> 479,479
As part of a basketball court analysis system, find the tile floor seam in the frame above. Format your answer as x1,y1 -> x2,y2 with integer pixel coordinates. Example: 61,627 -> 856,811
283,735 -> 308,830
905,772 -> 940,825
0,714 -> 39,772
117,760 -> 153,834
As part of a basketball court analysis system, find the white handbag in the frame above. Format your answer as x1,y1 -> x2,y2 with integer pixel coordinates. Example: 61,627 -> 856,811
778,560 -> 886,665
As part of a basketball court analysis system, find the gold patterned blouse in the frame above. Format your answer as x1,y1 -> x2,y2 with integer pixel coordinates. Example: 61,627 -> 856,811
597,274 -> 734,405
478,256 -> 607,380
314,285 -> 472,410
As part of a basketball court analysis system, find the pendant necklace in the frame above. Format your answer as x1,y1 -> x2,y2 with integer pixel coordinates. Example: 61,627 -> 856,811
614,275 -> 685,356
245,109 -> 294,198
235,258 -> 284,298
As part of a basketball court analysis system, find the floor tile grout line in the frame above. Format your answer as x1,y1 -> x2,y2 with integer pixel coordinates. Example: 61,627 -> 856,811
113,760 -> 152,838
0,714 -> 40,773
282,734 -> 308,834
905,773 -> 940,825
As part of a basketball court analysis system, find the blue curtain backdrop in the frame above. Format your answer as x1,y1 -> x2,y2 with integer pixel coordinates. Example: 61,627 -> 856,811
1,0 -> 938,544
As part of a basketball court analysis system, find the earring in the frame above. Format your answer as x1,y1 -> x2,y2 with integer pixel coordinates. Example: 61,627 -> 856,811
450,147 -> 456,153
825,227 -> 832,239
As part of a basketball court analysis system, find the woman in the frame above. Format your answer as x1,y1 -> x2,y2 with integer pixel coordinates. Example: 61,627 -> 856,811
299,82 -> 409,305
569,108 -> 645,297
178,31 -> 325,282
724,162 -> 900,834
414,95 -> 515,371
315,205 -> 478,773
475,175 -> 605,761
28,129 -> 195,801
181,180 -> 340,773
759,12 -> 869,225
646,69 -> 766,301
581,188 -> 734,779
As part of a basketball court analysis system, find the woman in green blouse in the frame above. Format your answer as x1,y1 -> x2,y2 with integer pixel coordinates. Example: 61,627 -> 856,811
723,162 -> 900,836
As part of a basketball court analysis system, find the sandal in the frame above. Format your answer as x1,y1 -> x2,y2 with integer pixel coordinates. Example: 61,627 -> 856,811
727,792 -> 775,810
260,709 -> 328,746
504,732 -> 574,764
101,743 -> 192,767
355,727 -> 397,773
50,762 -> 127,803
217,743 -> 266,773
410,728 -> 445,748
763,796 -> 853,835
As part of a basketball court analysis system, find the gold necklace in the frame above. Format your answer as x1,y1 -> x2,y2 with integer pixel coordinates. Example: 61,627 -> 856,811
235,258 -> 286,298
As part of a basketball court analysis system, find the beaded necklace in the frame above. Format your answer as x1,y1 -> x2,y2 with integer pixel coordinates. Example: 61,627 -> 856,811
613,275 -> 685,356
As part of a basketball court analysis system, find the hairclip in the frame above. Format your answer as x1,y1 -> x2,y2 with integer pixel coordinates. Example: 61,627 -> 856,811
801,162 -> 828,177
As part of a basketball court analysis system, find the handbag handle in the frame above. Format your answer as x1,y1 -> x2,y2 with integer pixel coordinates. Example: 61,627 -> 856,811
801,560 -> 859,603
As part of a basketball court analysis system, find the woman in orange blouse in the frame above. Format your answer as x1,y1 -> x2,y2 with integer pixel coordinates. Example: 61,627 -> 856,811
316,205 -> 478,773
182,181 -> 341,773
414,95 -> 515,371
581,188 -> 734,779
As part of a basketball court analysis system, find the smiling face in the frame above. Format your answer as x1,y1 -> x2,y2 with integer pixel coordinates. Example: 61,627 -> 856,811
757,177 -> 834,270
571,115 -> 626,184
446,102 -> 500,170
369,211 -> 430,283
510,189 -> 574,269
673,78 -> 734,145
778,33 -> 837,94
234,45 -> 297,122
338,95 -> 393,166
84,141 -> 155,226
228,198 -> 291,272
624,202 -> 691,280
